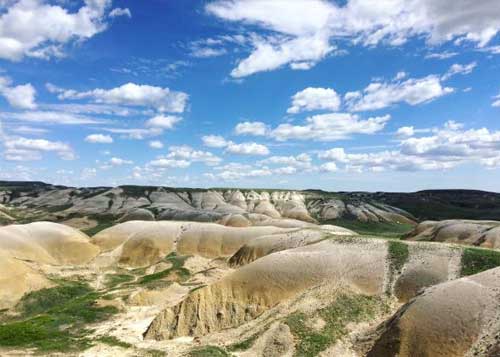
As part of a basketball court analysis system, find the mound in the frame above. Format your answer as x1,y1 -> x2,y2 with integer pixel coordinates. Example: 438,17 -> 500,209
229,226 -> 356,267
0,254 -> 53,309
0,221 -> 99,265
91,221 -> 290,267
145,238 -> 465,340
0,222 -> 98,309
406,219 -> 500,248
368,267 -> 500,357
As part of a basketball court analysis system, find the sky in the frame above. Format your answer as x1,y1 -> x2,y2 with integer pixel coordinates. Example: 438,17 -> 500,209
0,0 -> 500,192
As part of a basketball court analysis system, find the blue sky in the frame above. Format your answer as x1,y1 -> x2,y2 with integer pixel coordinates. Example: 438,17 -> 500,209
0,0 -> 500,191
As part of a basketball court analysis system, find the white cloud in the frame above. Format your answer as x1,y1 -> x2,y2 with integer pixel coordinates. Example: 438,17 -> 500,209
0,76 -> 36,109
0,0 -> 113,61
148,158 -> 191,168
1,110 -> 102,125
441,62 -> 477,80
3,136 -> 74,161
425,51 -> 458,60
287,87 -> 341,114
102,127 -> 162,140
149,140 -> 164,149
145,115 -> 181,129
345,75 -> 453,111
206,0 -> 500,77
11,125 -> 48,135
109,7 -> 131,18
165,145 -> 222,166
202,135 -> 229,148
270,113 -> 390,141
320,161 -> 338,172
318,122 -> 500,172
47,82 -> 188,113
109,157 -> 133,166
234,121 -> 268,136
258,153 -> 312,169
396,126 -> 415,138
85,133 -> 113,144
226,141 -> 270,156
492,94 -> 500,107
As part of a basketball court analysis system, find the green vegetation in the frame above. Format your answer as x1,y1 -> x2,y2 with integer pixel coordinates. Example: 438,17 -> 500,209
227,333 -> 259,351
139,252 -> 190,286
83,220 -> 114,236
460,247 -> 500,276
286,294 -> 384,357
326,218 -> 414,238
188,345 -> 230,357
388,241 -> 410,273
0,280 -> 118,352
96,335 -> 132,348
104,273 -> 135,288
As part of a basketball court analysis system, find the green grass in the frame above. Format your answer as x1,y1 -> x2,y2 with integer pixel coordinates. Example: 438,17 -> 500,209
104,273 -> 135,288
188,345 -> 230,357
227,333 -> 259,351
0,281 -> 118,352
388,241 -> 410,273
83,220 -> 114,236
96,335 -> 132,348
286,294 -> 384,357
325,218 -> 414,238
138,252 -> 191,286
460,247 -> 500,276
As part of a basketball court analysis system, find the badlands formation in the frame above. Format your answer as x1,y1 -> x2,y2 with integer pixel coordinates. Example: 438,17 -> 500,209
0,182 -> 499,356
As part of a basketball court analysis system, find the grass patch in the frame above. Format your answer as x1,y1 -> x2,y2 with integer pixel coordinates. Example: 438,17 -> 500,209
228,333 -> 259,351
104,273 -> 135,288
460,247 -> 500,276
83,221 -> 114,236
0,281 -> 118,353
138,252 -> 191,286
286,294 -> 384,357
388,241 -> 409,273
188,345 -> 230,357
325,218 -> 414,238
96,335 -> 132,348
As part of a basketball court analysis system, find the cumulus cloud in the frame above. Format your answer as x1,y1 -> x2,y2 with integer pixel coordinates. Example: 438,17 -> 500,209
258,153 -> 313,169
287,87 -> 341,113
318,121 -> 500,172
0,76 -> 36,109
234,121 -> 269,136
85,133 -> 113,144
270,113 -> 390,141
202,135 -> 229,148
149,140 -> 164,149
0,0 -> 113,61
145,115 -> 182,129
3,136 -> 75,161
148,158 -> 191,168
396,126 -> 415,138
109,7 -> 131,18
102,127 -> 163,140
206,0 -> 500,77
109,157 -> 133,166
47,82 -> 188,113
345,75 -> 453,111
165,145 -> 222,166
226,141 -> 270,156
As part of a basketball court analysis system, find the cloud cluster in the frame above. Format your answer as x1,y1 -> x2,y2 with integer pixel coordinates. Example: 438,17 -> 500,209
202,134 -> 270,155
0,0 -> 114,61
85,134 -> 113,144
3,136 -> 75,161
318,121 -> 500,172
47,83 -> 188,113
287,87 -> 341,113
207,0 -> 500,77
